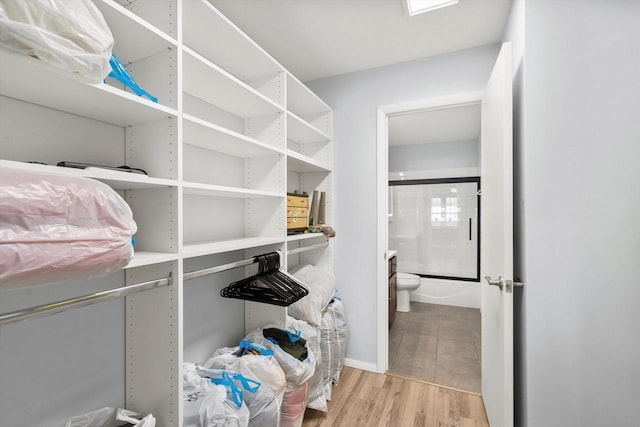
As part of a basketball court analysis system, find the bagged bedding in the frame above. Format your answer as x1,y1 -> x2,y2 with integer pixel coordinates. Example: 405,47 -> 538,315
0,0 -> 114,83
203,341 -> 286,427
0,168 -> 136,289
243,325 -> 317,427
287,264 -> 336,326
183,363 -> 250,427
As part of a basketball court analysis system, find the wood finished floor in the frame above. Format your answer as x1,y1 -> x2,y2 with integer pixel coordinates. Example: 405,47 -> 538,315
302,366 -> 489,427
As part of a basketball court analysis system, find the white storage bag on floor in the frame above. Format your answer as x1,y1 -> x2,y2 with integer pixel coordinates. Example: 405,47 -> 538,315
319,308 -> 338,400
198,356 -> 281,427
243,327 -> 316,389
205,341 -> 286,404
243,326 -> 317,427
286,316 -> 327,412
328,298 -> 349,384
183,363 -> 249,427
279,378 -> 310,427
287,264 -> 336,326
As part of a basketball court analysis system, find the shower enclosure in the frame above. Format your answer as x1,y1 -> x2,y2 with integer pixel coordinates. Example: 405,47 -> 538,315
389,177 -> 480,281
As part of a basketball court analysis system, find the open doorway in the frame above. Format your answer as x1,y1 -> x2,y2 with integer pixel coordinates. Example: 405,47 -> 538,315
377,92 -> 484,393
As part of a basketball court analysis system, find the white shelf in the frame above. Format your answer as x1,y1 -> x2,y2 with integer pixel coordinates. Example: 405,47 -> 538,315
183,181 -> 284,198
183,114 -> 284,158
0,160 -> 178,190
287,233 -> 327,242
0,50 -> 177,127
182,0 -> 283,84
287,150 -> 332,173
126,251 -> 179,269
0,1 -> 332,424
183,47 -> 283,119
287,72 -> 332,117
95,0 -> 177,63
183,237 -> 285,258
287,111 -> 332,145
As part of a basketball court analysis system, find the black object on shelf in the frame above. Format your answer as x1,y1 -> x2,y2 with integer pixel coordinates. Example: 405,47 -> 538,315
57,161 -> 148,175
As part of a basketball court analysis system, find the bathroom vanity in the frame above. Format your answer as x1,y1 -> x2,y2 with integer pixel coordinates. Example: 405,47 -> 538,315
388,250 -> 398,327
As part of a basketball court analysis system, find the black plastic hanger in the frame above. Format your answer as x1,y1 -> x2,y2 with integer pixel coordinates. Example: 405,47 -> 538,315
220,252 -> 309,306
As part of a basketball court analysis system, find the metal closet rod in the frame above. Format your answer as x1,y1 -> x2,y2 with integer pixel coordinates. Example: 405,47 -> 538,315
0,273 -> 173,326
184,257 -> 260,281
2,251 -> 287,325
287,241 -> 329,256
183,251 -> 285,282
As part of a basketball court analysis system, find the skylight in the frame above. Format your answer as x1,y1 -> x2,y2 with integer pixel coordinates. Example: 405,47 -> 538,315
406,0 -> 459,16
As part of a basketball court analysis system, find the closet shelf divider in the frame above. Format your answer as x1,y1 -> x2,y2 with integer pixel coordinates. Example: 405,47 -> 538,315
125,251 -> 179,269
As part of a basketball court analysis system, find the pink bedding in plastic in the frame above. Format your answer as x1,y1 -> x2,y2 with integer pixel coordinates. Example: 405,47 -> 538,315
0,167 -> 137,289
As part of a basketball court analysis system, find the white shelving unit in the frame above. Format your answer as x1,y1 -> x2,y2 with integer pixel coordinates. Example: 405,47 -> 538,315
0,1 -> 333,426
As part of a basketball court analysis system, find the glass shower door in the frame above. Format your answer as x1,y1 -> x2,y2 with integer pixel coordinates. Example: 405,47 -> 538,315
389,178 -> 479,281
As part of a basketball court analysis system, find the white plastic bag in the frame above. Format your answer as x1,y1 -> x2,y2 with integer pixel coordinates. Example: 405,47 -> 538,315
183,363 -> 250,427
328,298 -> 349,384
243,326 -> 316,389
0,0 -> 114,83
287,316 -> 327,412
288,264 -> 337,326
0,167 -> 136,289
203,345 -> 286,427
206,343 -> 286,400
280,379 -> 310,427
65,407 -> 155,427
319,308 -> 338,400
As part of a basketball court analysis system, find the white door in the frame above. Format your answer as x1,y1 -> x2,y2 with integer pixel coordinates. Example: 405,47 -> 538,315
481,42 -> 513,427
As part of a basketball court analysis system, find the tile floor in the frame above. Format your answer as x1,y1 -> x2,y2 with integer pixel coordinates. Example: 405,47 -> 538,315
388,301 -> 481,393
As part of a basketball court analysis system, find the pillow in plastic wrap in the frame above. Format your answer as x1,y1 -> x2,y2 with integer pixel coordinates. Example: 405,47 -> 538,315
0,167 -> 136,289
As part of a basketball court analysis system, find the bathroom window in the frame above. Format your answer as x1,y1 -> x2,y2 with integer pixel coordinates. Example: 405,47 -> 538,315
389,177 -> 480,281
431,196 -> 460,227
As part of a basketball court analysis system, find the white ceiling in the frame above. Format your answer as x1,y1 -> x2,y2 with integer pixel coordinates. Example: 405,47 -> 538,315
209,0 -> 512,82
388,103 -> 481,146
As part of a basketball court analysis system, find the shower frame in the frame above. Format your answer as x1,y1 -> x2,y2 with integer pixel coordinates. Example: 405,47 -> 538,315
389,176 -> 481,282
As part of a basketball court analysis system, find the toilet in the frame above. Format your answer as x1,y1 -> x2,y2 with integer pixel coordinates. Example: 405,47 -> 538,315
396,272 -> 421,312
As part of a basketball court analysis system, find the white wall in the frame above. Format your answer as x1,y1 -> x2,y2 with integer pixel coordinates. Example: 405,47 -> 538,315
505,0 -> 640,425
389,138 -> 479,172
307,44 -> 499,365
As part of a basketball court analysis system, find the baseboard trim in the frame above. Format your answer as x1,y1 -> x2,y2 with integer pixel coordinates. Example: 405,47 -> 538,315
344,358 -> 379,373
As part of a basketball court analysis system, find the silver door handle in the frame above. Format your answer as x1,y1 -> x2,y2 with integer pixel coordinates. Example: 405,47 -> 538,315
484,275 -> 503,291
